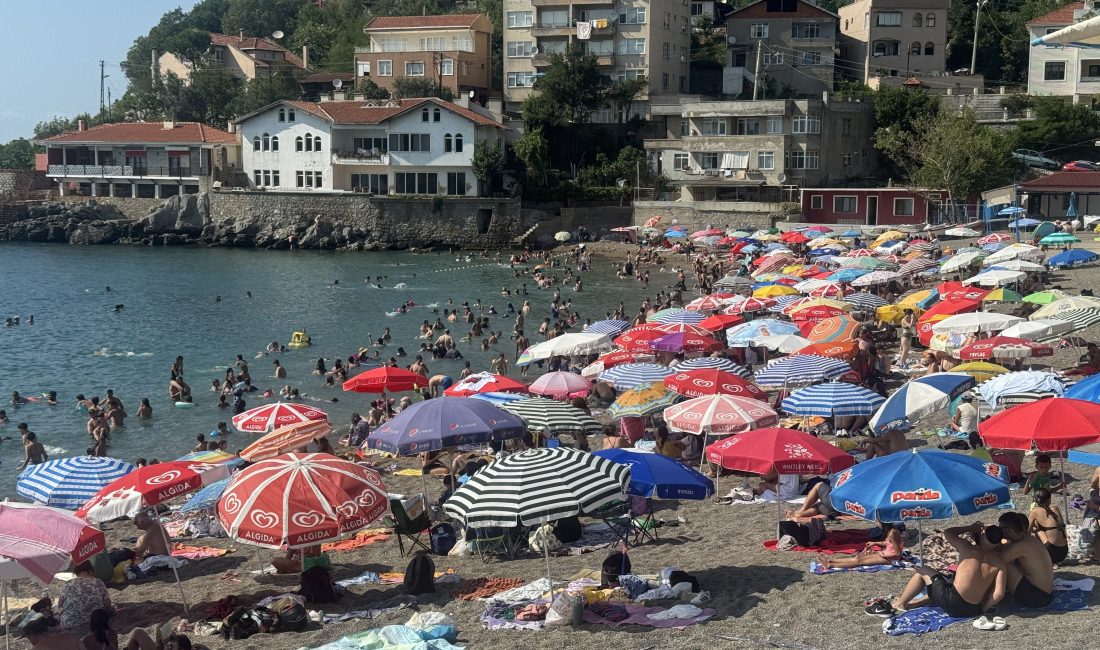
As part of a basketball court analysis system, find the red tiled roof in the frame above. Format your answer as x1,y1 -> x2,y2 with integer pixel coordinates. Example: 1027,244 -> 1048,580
1027,2 -> 1084,26
1020,170 -> 1100,190
43,122 -> 239,145
364,14 -> 486,30
209,33 -> 306,69
268,98 -> 501,128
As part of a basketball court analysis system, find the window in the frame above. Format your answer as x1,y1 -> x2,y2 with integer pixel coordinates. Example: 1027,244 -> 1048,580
380,38 -> 407,52
873,41 -> 900,57
842,118 -> 851,136
508,71 -> 536,87
1045,61 -> 1066,81
296,171 -> 303,187
925,42 -> 934,56
702,117 -> 727,135
910,41 -> 921,56
663,42 -> 670,61
757,150 -> 775,170
792,23 -> 820,39
894,198 -> 915,216
620,7 -> 646,24
699,153 -> 719,169
507,11 -> 533,28
724,151 -> 750,169
801,51 -> 822,65
786,150 -> 819,169
618,38 -> 645,55
842,153 -> 853,167
272,171 -> 279,186
388,133 -> 431,152
433,108 -> 441,122
750,23 -> 769,39
278,108 -> 285,122
1087,64 -> 1100,78
680,119 -> 691,136
444,134 -> 453,152
508,41 -> 534,57
834,196 -> 857,213
763,52 -> 784,65
261,133 -> 270,151
353,137 -> 387,154
271,136 -> 279,152
262,170 -> 271,186
810,195 -> 823,209
673,153 -> 690,170
583,39 -> 613,55
252,137 -> 260,151
662,72 -> 669,89
395,172 -> 438,194
253,170 -> 261,186
295,136 -> 303,152
422,108 -> 430,122
313,172 -> 323,187
419,37 -> 445,51
766,116 -> 783,133
926,13 -> 936,28
377,60 -> 392,76
446,172 -> 466,196
288,109 -> 295,122
691,2 -> 705,16
791,115 -> 821,134
876,11 -> 902,26
313,135 -> 322,152
452,36 -> 473,51
913,13 -> 922,27
540,9 -> 568,27
351,173 -> 387,194
736,118 -> 761,135
440,58 -> 453,75
405,61 -> 425,76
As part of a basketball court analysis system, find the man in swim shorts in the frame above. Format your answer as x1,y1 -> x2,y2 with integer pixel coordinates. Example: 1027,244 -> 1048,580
996,511 -> 1054,608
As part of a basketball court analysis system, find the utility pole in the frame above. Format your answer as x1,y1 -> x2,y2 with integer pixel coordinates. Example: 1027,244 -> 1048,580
971,0 -> 989,75
752,41 -> 763,100
99,60 -> 106,115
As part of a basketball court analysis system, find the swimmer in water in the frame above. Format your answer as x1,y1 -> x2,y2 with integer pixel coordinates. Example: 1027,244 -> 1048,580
215,296 -> 221,302
247,290 -> 252,298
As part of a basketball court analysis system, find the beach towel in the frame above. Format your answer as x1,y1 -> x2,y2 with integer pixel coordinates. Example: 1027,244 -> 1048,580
483,577 -> 558,604
882,606 -> 970,636
728,495 -> 806,505
809,553 -> 918,575
320,595 -> 416,624
583,602 -> 715,629
764,529 -> 871,554
393,468 -> 423,477
170,544 -> 231,560
334,570 -> 381,589
480,600 -> 546,631
312,623 -> 462,650
1009,578 -> 1093,612
321,529 -> 391,552
449,577 -> 527,601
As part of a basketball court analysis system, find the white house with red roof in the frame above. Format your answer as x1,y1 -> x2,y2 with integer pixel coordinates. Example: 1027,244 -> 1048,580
235,97 -> 505,196
159,33 -> 310,84
1027,1 -> 1100,100
40,121 -> 240,198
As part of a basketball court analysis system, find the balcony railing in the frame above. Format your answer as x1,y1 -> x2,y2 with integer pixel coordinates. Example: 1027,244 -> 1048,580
47,164 -> 208,178
331,151 -> 391,165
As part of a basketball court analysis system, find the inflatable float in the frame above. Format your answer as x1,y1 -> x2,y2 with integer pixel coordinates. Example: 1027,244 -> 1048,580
288,330 -> 312,349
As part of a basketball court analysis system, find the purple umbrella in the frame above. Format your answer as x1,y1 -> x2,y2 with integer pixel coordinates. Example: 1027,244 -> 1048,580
367,397 -> 526,455
650,331 -> 725,353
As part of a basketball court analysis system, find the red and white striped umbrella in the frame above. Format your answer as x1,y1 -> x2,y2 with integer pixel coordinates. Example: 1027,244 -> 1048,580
847,248 -> 875,257
77,462 -> 230,523
443,372 -> 528,397
663,395 -> 779,435
664,369 -> 767,401
978,233 -> 1014,245
218,453 -> 389,549
232,402 -> 328,433
685,293 -> 736,312
240,420 -> 333,462
614,327 -> 666,352
723,297 -> 776,314
807,283 -> 847,298
581,351 -> 655,378
0,503 -> 106,583
653,322 -> 713,336
528,371 -> 592,400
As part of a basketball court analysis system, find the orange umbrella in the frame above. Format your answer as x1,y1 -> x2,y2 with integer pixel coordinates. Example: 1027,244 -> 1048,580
798,341 -> 859,359
800,315 -> 860,343
240,420 -> 333,462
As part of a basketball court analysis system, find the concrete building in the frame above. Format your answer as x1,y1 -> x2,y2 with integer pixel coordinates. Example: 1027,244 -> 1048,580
800,186 -> 936,225
837,0 -> 949,84
1026,2 -> 1100,102
235,97 -> 506,196
353,14 -> 494,99
159,34 -> 309,83
41,121 -> 240,198
501,0 -> 692,118
644,97 -> 875,202
724,0 -> 838,97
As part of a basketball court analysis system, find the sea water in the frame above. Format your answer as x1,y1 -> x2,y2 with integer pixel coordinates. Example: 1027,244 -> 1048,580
0,243 -> 646,496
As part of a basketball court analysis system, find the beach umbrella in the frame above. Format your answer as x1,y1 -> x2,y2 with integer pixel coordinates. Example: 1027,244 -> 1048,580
1050,249 -> 1099,268
897,258 -> 939,276
985,243 -> 1043,264
829,450 -> 1010,522
978,370 -> 1065,408
231,402 -> 328,433
554,231 -> 571,242
754,355 -> 851,388
945,227 -> 981,237
219,453 -> 389,549
982,288 -> 1024,303
801,315 -> 860,343
369,397 -> 526,455
655,323 -> 722,337
851,270 -> 900,287
663,395 -> 779,435
674,356 -> 752,379
648,308 -> 705,325
806,282 -> 847,298
930,312 -> 1023,335
178,477 -> 232,514
698,313 -> 745,332
517,332 -> 613,364
342,367 -> 427,394
580,350 -> 655,378
585,319 -> 631,337
240,420 -> 333,461
1066,373 -> 1100,401
789,304 -> 849,322
444,372 -> 528,397
468,391 -> 528,407
693,228 -> 725,238
528,371 -> 592,400
978,233 -> 1013,245
725,297 -> 777,314
847,248 -> 876,257
664,369 -> 767,401
650,331 -> 724,353
940,251 -> 986,273
952,361 -> 1010,383
769,294 -> 808,313
0,502 -> 106,584
608,382 -> 680,419
1045,307 -> 1100,332
979,398 -> 1100,451
501,397 -> 603,436
1008,217 -> 1040,228
988,259 -> 1045,273
1031,295 -> 1100,319
964,269 -> 1025,287
598,362 -> 675,391
797,341 -> 859,359
786,296 -> 849,314
1040,232 -> 1080,245
705,427 -> 854,475
958,336 -> 1053,361
869,373 -> 976,433
726,319 -> 800,346
753,285 -> 799,298
781,382 -> 885,417
755,333 -> 814,353
1022,290 -> 1070,305
593,449 -> 714,500
16,456 -> 135,510
844,293 -> 889,311
715,274 -> 753,289
826,268 -> 870,283
841,229 -> 862,237
685,294 -> 736,312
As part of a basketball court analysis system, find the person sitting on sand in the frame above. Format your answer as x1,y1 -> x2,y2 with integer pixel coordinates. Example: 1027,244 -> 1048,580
753,469 -> 799,501
24,617 -> 84,650
1027,489 -> 1069,565
1023,453 -> 1065,498
59,562 -> 113,632
862,428 -> 908,459
131,512 -> 170,559
790,479 -> 836,519
272,545 -> 329,574
997,511 -> 1054,607
820,522 -> 904,570
1065,343 -> 1100,377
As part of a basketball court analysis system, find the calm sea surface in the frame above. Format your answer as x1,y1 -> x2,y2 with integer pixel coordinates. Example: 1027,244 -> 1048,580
0,243 -> 648,497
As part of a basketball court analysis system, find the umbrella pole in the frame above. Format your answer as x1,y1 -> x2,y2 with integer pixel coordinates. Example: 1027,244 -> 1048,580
3,580 -> 9,650
543,523 -> 554,601
918,521 -> 924,566
158,520 -> 189,611
1060,454 -> 1072,525
776,475 -> 783,539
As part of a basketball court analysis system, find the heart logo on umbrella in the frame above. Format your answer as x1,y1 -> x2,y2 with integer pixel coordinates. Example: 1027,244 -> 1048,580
335,500 -> 358,518
147,470 -> 181,485
291,510 -> 325,528
250,510 -> 280,528
222,494 -> 242,514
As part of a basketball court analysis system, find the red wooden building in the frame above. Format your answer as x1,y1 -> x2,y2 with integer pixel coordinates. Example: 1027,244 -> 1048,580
799,187 -> 935,226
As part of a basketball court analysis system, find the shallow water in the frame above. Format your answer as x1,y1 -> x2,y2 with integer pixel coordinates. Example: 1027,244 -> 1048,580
0,243 -> 647,496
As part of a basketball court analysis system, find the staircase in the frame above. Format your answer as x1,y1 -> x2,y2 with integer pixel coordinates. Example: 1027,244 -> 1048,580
512,222 -> 542,246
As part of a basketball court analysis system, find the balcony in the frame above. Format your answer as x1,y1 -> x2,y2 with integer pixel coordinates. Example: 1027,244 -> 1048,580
532,0 -> 613,5
531,22 -> 574,37
332,151 -> 391,165
46,164 -> 208,179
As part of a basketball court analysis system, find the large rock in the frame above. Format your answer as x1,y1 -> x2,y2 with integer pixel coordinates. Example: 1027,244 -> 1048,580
138,193 -> 209,235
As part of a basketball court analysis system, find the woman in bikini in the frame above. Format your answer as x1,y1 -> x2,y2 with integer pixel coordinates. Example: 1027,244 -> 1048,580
820,522 -> 905,570
1028,488 -> 1069,564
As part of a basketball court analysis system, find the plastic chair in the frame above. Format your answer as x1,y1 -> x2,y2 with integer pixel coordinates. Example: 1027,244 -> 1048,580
593,500 -> 634,546
389,496 -> 431,557
471,526 -> 511,562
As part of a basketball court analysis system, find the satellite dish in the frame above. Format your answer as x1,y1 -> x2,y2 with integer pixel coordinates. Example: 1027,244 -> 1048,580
468,89 -> 476,99
727,36 -> 737,45
272,30 -> 284,39
777,173 -> 788,183
332,78 -> 343,89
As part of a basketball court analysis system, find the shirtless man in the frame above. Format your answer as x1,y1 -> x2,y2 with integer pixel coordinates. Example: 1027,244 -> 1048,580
273,359 -> 287,379
882,523 -> 1007,618
132,512 -> 170,558
490,353 -> 509,375
996,511 -> 1054,608
18,429 -> 48,469
435,329 -> 454,349
104,400 -> 126,428
22,617 -> 83,650
863,428 -> 908,459
409,356 -> 429,377
427,374 -> 451,398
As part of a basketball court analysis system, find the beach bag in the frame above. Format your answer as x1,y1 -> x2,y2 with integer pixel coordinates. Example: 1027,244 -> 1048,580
403,552 -> 435,596
430,522 -> 457,555
778,521 -> 813,547
600,551 -> 631,587
263,596 -> 308,633
299,565 -> 337,604
545,591 -> 580,627
553,516 -> 583,544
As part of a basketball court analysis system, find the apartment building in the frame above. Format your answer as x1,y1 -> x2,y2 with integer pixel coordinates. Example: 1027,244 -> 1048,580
725,0 -> 838,97
159,33 -> 309,83
353,14 -> 494,98
1026,2 -> 1100,101
644,97 -> 875,202
501,0 -> 692,119
837,0 -> 949,84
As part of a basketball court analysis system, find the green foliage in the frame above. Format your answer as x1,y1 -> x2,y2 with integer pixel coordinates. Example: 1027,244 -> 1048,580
221,0 -> 301,40
834,81 -> 875,97
392,78 -> 454,101
604,77 -> 648,125
512,126 -> 552,185
1015,97 -> 1100,155
355,78 -> 390,100
230,65 -> 303,116
691,16 -> 726,66
34,115 -> 96,140
471,140 -> 504,195
184,58 -> 245,126
0,139 -> 35,169
873,86 -> 941,134
574,147 -> 646,187
163,28 -> 215,64
999,94 -> 1033,115
523,49 -> 607,128
947,0 -> 1069,83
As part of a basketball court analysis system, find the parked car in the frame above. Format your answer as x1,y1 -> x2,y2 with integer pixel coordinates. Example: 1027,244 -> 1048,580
1013,149 -> 1060,170
1062,160 -> 1100,171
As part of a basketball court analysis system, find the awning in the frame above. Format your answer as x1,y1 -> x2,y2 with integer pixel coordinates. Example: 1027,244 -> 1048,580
1031,15 -> 1100,48
982,185 -> 1016,206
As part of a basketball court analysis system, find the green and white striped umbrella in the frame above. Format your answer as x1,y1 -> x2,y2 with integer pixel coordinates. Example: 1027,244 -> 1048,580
1051,308 -> 1100,333
500,397 -> 603,434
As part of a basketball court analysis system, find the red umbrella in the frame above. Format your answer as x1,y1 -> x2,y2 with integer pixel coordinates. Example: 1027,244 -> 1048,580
978,233 -> 1013,245
978,398 -> 1100,451
685,294 -> 735,312
614,327 -> 666,352
218,453 -> 389,549
77,462 -> 230,523
807,283 -> 848,298
781,231 -> 810,244
699,313 -> 745,331
444,372 -> 528,397
724,297 -> 776,314
663,395 -> 778,435
704,427 -> 856,475
240,420 -> 333,462
798,341 -> 859,359
664,369 -> 767,401
343,366 -> 428,393
0,503 -> 106,583
231,402 -> 328,433
800,315 -> 860,342
654,322 -> 713,336
650,332 -> 724,353
958,336 -> 1054,361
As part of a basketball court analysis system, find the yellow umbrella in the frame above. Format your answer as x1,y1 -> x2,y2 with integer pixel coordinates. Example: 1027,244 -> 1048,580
871,230 -> 906,248
753,284 -> 799,298
788,297 -> 851,313
951,361 -> 1010,383
808,238 -> 844,248
607,382 -> 679,418
876,304 -> 923,324
898,289 -> 935,308
982,288 -> 1023,303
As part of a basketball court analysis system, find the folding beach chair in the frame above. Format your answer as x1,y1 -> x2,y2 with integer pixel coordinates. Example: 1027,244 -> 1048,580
389,495 -> 431,557
593,500 -> 634,546
471,526 -> 512,563
629,496 -> 658,545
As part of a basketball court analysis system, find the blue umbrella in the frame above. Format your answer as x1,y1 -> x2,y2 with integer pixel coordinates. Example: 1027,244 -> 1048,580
586,319 -> 631,337
807,247 -> 841,256
999,206 -> 1026,216
593,448 -> 714,500
1066,373 -> 1100,401
597,362 -> 675,391
178,477 -> 231,514
841,230 -> 862,237
754,355 -> 851,388
1008,218 -> 1041,229
781,382 -> 885,417
981,242 -> 1008,252
768,295 -> 804,312
725,318 -> 800,346
368,397 -> 526,455
469,391 -> 528,406
826,268 -> 871,283
868,373 -> 975,433
1049,249 -> 1099,268
665,229 -> 687,238
673,357 -> 752,379
829,450 -> 1010,522
977,370 -> 1065,408
741,244 -> 760,254
17,456 -> 135,510
1067,192 -> 1079,219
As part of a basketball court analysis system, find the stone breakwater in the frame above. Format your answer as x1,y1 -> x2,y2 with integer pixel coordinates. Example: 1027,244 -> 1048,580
0,192 -> 526,250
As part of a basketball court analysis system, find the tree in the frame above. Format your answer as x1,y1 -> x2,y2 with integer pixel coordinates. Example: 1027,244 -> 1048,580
392,77 -> 454,101
163,27 -> 214,64
522,49 -> 605,129
221,0 -> 300,39
230,65 -> 302,116
875,109 -> 1013,216
512,126 -> 552,186
0,139 -> 35,169
471,139 -> 504,196
873,86 -> 941,134
574,147 -> 646,187
184,58 -> 244,126
356,78 -> 390,100
1015,96 -> 1100,158
604,77 -> 648,124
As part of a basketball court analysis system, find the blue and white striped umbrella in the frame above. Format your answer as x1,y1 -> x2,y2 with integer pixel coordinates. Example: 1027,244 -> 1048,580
586,319 -> 631,337
649,309 -> 706,325
673,357 -> 752,379
768,295 -> 804,312
17,456 -> 135,510
597,362 -> 675,391
726,319 -> 800,346
781,382 -> 885,417
869,372 -> 977,433
844,292 -> 888,310
754,354 -> 851,387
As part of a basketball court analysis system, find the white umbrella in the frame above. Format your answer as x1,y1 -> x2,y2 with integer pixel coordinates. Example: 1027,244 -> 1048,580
962,270 -> 1025,287
940,251 -> 986,273
754,334 -> 813,353
988,259 -> 1045,273
985,243 -> 1043,265
931,312 -> 1024,335
517,333 -> 613,364
851,270 -> 900,287
1000,318 -> 1075,341
1032,14 -> 1100,46
1031,295 -> 1100,320
945,227 -> 981,237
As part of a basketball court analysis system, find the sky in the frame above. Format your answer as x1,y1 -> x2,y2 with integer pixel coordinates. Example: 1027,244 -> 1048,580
0,0 -> 199,142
